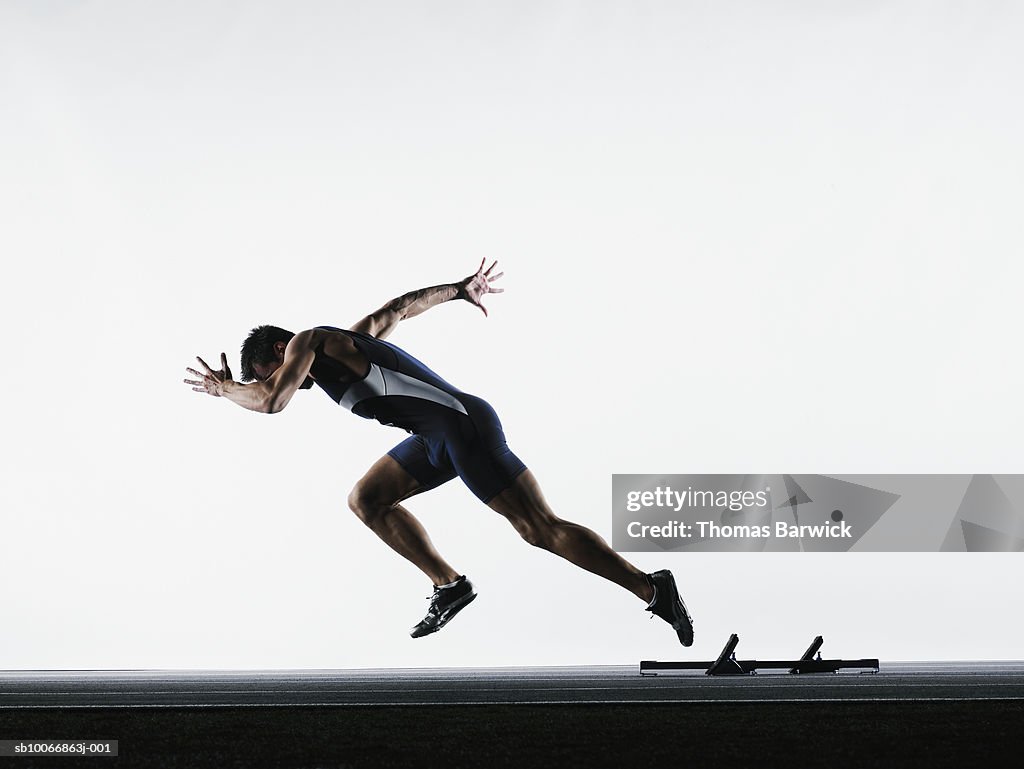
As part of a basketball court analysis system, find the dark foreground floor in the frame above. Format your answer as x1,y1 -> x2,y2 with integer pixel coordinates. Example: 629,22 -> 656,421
2,701 -> 1023,769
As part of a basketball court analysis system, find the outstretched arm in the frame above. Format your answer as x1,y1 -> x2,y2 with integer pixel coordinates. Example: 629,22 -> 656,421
185,330 -> 318,414
350,259 -> 504,339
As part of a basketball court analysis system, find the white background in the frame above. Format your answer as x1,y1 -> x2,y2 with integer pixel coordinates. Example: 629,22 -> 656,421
1,0 -> 1021,669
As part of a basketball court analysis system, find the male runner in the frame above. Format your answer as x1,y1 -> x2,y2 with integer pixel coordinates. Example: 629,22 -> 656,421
184,260 -> 694,644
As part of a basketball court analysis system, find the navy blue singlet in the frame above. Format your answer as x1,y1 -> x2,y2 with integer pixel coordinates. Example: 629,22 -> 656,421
311,326 -> 527,503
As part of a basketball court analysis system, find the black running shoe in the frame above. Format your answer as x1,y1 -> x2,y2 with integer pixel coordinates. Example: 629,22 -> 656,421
645,570 -> 694,647
410,575 -> 477,638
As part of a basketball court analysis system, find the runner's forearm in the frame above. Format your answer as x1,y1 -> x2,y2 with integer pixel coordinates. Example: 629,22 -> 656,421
386,283 -> 460,321
221,380 -> 272,413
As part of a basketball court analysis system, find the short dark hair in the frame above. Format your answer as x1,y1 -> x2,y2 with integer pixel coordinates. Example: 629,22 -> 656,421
240,325 -> 295,382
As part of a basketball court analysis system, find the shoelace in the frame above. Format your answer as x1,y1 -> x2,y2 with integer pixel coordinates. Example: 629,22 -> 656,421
423,588 -> 444,617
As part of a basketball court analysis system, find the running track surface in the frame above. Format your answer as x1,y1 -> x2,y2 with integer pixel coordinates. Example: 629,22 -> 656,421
3,662 -> 1024,707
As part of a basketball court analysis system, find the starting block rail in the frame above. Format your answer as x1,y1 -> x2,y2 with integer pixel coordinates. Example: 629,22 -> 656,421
640,634 -> 879,676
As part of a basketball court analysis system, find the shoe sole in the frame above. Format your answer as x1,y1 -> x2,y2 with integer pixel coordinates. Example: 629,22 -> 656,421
653,572 -> 694,647
673,597 -> 695,647
410,592 -> 477,638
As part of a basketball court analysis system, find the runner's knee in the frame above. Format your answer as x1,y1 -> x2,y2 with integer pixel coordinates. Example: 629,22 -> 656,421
347,482 -> 392,524
511,519 -> 544,548
506,512 -> 560,550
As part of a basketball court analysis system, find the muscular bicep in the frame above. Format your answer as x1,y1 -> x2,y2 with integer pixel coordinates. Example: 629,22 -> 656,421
349,304 -> 401,339
265,330 -> 318,413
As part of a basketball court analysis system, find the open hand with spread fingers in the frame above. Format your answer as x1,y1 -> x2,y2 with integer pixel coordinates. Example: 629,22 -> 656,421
456,258 -> 505,317
184,353 -> 233,397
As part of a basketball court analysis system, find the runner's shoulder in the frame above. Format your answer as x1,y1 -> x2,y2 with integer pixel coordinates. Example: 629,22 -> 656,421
299,327 -> 362,357
284,328 -> 322,351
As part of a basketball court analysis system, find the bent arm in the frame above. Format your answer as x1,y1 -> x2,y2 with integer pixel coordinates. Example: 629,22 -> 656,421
349,283 -> 459,340
219,379 -> 270,412
221,330 -> 318,413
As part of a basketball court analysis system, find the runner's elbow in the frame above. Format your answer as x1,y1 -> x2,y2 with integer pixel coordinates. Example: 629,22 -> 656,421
264,396 -> 287,414
371,308 -> 401,339
263,389 -> 289,414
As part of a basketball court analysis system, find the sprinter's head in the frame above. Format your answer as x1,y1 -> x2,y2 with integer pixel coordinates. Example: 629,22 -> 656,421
240,325 -> 295,382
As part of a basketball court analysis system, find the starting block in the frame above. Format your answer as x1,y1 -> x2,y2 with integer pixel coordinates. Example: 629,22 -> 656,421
640,634 -> 879,676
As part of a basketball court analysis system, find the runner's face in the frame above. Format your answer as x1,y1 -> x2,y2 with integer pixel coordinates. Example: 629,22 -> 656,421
252,360 -> 281,382
253,342 -> 287,381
